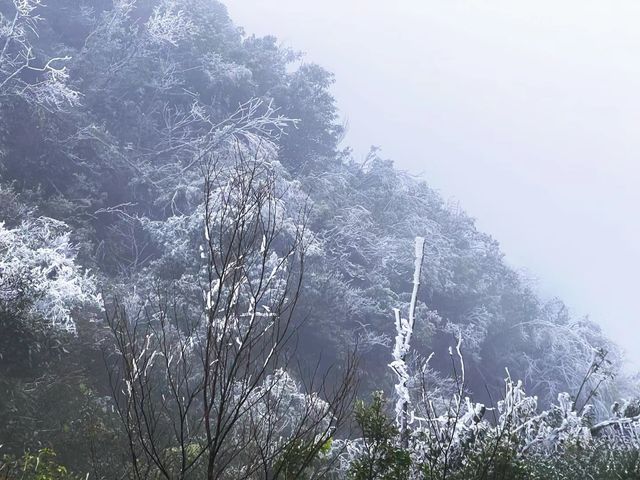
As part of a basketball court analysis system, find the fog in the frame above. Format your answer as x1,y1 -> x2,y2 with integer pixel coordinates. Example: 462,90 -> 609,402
6,0 -> 640,472
226,0 -> 640,367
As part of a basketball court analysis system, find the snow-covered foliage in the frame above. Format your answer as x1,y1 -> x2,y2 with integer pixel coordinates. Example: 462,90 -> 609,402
145,0 -> 194,47
0,216 -> 98,333
2,0 -> 639,476
335,361 -> 640,479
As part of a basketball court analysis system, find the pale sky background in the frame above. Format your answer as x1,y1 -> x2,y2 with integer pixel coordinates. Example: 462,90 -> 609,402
224,0 -> 640,368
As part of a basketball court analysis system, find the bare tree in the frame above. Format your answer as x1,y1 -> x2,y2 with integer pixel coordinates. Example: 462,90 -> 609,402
105,145 -> 357,480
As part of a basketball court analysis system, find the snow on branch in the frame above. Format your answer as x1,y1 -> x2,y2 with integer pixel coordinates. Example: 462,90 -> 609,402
0,0 -> 80,108
389,236 -> 425,445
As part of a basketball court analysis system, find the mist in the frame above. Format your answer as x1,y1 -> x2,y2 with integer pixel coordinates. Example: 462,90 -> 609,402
224,0 -> 640,367
2,0 -> 640,476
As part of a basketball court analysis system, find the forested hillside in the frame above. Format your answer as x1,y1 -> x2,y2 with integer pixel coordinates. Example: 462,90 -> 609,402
1,0 -> 639,478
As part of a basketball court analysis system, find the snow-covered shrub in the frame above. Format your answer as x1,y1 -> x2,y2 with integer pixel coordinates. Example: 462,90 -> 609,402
336,369 -> 640,479
331,237 -> 640,479
334,391 -> 411,480
0,216 -> 98,334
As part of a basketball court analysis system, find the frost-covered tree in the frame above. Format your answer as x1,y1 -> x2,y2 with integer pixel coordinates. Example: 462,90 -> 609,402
105,145 -> 357,480
0,215 -> 98,335
0,0 -> 79,107
0,0 -> 637,475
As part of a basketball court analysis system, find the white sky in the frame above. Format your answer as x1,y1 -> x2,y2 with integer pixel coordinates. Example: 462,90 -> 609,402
224,0 -> 640,368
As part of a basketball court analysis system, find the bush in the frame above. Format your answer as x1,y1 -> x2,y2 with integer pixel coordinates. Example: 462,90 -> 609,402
0,449 -> 81,480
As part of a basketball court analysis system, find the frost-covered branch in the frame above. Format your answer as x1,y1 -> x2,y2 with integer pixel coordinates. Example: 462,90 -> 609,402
389,236 -> 425,446
0,0 -> 79,108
